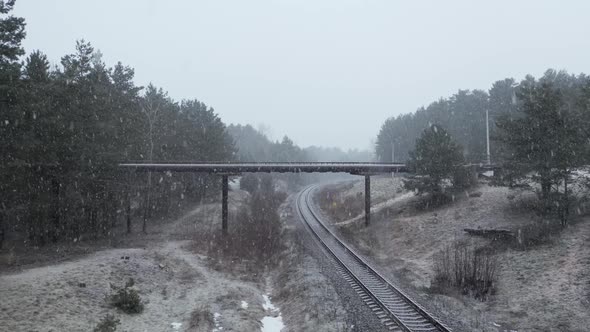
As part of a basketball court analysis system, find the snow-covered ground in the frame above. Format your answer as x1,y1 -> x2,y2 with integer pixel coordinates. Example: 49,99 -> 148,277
261,294 -> 284,332
316,177 -> 590,331
0,235 -> 268,332
0,186 -> 353,332
0,239 -> 272,331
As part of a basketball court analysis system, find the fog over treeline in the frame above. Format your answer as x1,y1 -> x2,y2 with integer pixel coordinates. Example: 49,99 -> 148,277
3,0 -> 590,247
0,1 -> 369,246
375,70 -> 590,164
227,124 -> 372,163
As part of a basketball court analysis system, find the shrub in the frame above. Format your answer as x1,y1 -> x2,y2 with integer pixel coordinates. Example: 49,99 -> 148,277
432,242 -> 497,300
403,176 -> 453,209
240,173 -> 259,193
235,191 -> 283,260
93,314 -> 120,332
189,306 -> 214,330
317,187 -> 364,222
215,177 -> 286,262
452,165 -> 477,189
109,278 -> 144,314
513,221 -> 562,249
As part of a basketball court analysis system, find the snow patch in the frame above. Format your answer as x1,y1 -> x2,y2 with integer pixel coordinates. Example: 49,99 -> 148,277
241,300 -> 249,309
229,178 -> 240,190
213,312 -> 223,331
260,294 -> 284,332
261,315 -> 284,332
171,322 -> 182,330
262,295 -> 276,311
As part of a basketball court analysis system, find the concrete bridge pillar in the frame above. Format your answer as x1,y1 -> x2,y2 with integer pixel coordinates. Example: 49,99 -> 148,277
365,175 -> 371,226
222,174 -> 228,235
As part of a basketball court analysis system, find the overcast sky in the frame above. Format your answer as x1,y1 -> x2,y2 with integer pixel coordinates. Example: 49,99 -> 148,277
14,0 -> 590,150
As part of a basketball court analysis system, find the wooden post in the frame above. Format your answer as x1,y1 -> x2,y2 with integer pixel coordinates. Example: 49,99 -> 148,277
222,174 -> 228,235
365,174 -> 371,226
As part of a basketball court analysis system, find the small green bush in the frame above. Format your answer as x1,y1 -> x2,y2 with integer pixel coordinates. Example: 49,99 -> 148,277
109,278 -> 144,314
93,314 -> 120,332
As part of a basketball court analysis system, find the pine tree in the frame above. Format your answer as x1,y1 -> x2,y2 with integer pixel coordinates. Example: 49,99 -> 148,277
404,125 -> 464,203
0,0 -> 26,244
495,71 -> 588,224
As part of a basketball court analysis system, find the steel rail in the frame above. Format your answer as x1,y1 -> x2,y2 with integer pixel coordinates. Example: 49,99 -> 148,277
296,186 -> 452,332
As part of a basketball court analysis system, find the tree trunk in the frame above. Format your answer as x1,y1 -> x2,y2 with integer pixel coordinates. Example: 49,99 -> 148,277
0,213 -> 4,250
541,180 -> 551,200
143,180 -> 150,234
126,190 -> 132,234
540,173 -> 552,215
562,173 -> 569,226
107,191 -> 115,228
50,178 -> 60,242
166,180 -> 171,215
90,207 -> 97,239
37,208 -> 46,246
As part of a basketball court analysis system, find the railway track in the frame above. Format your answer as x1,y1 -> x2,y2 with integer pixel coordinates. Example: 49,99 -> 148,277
296,186 -> 452,332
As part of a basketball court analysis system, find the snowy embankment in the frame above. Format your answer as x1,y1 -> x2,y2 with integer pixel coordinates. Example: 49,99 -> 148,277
0,187 -> 355,332
317,177 -> 590,332
0,195 -> 265,332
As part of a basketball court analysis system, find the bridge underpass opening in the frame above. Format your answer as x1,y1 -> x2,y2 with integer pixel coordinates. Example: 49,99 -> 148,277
119,162 -> 407,234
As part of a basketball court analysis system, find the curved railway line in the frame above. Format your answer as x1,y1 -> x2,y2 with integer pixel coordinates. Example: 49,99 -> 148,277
296,185 -> 452,332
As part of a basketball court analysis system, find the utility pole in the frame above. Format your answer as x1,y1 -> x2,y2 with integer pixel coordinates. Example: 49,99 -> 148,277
391,140 -> 395,178
486,108 -> 491,165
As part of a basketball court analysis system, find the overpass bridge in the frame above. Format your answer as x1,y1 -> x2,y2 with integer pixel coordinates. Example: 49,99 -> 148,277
119,162 -> 408,234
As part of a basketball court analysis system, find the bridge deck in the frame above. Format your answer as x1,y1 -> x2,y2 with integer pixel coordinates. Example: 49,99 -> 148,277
119,162 -> 407,174
119,161 -> 408,233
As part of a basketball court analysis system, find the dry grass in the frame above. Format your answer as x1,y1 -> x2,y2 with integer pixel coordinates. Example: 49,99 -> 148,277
431,241 -> 497,300
188,306 -> 214,331
203,187 -> 286,267
317,177 -> 590,331
318,185 -> 365,222
93,314 -> 120,332
0,199 -> 266,332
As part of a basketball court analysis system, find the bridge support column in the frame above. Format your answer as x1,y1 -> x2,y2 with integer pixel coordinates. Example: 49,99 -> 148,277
222,174 -> 228,235
365,174 -> 370,226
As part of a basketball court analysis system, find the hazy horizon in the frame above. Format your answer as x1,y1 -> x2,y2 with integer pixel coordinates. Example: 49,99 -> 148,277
15,0 -> 590,150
